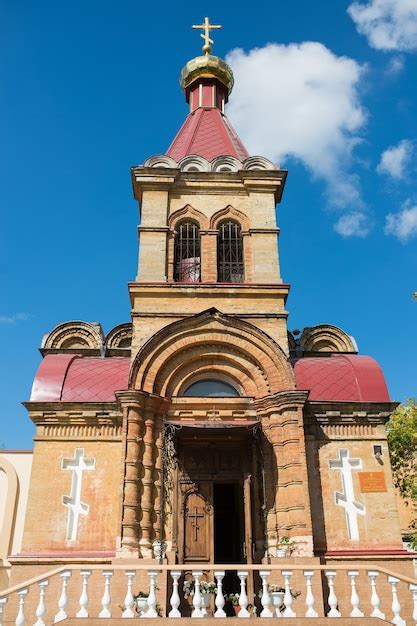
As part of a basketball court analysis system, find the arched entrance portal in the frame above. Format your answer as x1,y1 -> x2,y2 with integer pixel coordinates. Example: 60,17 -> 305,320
122,309 -> 310,568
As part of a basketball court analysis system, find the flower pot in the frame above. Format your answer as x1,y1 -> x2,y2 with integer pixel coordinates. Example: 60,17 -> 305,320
135,597 -> 148,616
276,547 -> 288,558
270,591 -> 285,616
233,605 -> 241,615
200,593 -> 210,616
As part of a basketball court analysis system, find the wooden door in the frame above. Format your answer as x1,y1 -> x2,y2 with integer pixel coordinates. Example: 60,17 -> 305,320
181,484 -> 213,563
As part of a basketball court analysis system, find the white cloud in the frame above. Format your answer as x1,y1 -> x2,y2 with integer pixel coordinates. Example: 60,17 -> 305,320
334,212 -> 370,237
226,42 -> 367,217
377,139 -> 413,179
0,313 -> 30,325
348,0 -> 417,51
385,202 -> 417,241
385,55 -> 405,75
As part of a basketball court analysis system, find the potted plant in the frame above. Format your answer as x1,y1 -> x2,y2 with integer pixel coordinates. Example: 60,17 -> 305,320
269,585 -> 285,616
227,593 -> 241,615
275,535 -> 296,557
183,580 -> 216,615
133,591 -> 149,615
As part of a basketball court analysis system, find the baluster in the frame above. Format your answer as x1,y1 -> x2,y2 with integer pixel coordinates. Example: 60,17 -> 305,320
34,580 -> 49,626
259,570 -> 272,617
347,570 -> 363,617
237,570 -> 250,618
169,571 -> 181,618
0,597 -> 8,626
325,571 -> 341,618
282,570 -> 296,618
214,571 -> 226,618
122,571 -> 136,618
15,589 -> 27,626
54,571 -> 71,623
388,576 -> 406,626
367,571 -> 385,620
76,570 -> 91,618
191,571 -> 203,618
304,570 -> 318,618
143,570 -> 159,618
99,571 -> 113,618
409,584 -> 417,624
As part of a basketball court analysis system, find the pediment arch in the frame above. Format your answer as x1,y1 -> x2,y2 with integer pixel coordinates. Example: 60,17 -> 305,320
300,324 -> 357,353
168,205 -> 209,230
129,309 -> 295,398
41,321 -> 104,354
210,205 -> 250,231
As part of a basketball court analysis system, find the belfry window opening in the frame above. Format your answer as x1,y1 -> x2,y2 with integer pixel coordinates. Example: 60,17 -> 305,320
174,220 -> 201,283
217,220 -> 244,283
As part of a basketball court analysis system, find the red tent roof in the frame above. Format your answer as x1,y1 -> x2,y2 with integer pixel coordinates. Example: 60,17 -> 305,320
29,353 -> 390,403
166,107 -> 249,162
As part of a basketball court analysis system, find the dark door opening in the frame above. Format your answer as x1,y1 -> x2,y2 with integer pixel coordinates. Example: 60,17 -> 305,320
214,482 -> 244,563
214,482 -> 245,613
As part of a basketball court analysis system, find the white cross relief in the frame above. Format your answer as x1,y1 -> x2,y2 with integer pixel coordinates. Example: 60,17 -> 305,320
329,448 -> 365,541
62,448 -> 95,541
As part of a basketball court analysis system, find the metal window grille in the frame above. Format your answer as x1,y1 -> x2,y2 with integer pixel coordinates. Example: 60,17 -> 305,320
174,221 -> 201,283
217,220 -> 244,283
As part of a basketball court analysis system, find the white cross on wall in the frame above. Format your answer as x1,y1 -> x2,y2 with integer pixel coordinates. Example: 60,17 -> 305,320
62,448 -> 95,541
329,448 -> 365,541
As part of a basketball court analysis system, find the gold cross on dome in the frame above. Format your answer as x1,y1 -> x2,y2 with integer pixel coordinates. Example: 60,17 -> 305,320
192,17 -> 222,55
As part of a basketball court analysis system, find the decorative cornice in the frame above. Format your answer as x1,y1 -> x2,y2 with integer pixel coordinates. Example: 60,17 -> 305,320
254,390 -> 309,415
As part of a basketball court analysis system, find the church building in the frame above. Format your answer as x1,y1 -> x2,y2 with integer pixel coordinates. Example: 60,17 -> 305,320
1,18 -> 416,624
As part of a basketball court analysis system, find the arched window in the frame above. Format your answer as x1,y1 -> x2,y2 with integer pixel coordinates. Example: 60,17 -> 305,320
217,220 -> 244,283
182,379 -> 240,397
174,221 -> 201,283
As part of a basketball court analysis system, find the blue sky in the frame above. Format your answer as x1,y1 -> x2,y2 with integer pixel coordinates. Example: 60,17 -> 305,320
1,0 -> 416,448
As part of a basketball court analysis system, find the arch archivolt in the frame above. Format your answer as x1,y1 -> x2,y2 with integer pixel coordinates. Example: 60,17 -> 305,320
168,205 -> 209,231
161,346 -> 263,397
210,205 -> 250,231
130,310 -> 295,399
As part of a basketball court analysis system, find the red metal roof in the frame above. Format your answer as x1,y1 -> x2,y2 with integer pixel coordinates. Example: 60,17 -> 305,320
166,108 -> 249,162
30,353 -> 390,404
293,354 -> 390,402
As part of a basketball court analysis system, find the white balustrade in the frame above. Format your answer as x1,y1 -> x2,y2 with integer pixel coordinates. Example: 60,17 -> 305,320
99,570 -> 113,618
0,597 -> 8,626
54,571 -> 71,623
76,570 -> 91,618
237,570 -> 250,618
304,570 -> 318,618
325,570 -> 341,618
191,571 -> 203,618
34,580 -> 48,626
169,571 -> 181,618
143,570 -> 160,618
367,570 -> 385,620
282,570 -> 296,618
410,583 -> 417,624
122,571 -> 136,619
0,562 -> 416,623
388,576 -> 406,626
214,571 -> 226,618
259,570 -> 272,617
15,589 -> 27,626
347,570 -> 363,618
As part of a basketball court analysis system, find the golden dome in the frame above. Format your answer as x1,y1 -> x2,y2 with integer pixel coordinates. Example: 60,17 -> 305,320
180,55 -> 234,95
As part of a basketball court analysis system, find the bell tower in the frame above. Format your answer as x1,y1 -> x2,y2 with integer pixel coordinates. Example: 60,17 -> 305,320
130,20 -> 290,359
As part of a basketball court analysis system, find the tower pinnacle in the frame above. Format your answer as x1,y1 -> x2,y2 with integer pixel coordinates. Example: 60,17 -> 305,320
192,17 -> 222,55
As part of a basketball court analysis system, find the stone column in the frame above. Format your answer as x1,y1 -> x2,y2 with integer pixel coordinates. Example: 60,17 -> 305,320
167,229 -> 175,281
255,390 -> 313,557
200,230 -> 218,282
242,231 -> 253,282
117,390 -> 147,555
